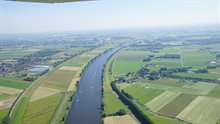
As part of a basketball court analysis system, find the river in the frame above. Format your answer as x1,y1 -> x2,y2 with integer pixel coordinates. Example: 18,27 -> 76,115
65,47 -> 121,124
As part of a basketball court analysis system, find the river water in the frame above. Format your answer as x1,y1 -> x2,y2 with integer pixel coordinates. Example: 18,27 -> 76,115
65,47 -> 121,124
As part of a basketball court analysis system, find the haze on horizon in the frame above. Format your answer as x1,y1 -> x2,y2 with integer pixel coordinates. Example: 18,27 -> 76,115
0,0 -> 220,34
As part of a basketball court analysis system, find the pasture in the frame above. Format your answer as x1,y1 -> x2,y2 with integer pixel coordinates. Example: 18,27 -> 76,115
0,108 -> 9,122
113,48 -> 146,75
184,82 -> 217,95
181,50 -> 213,68
173,72 -> 220,80
23,93 -> 63,124
136,103 -> 182,124
157,93 -> 197,117
177,96 -> 220,124
104,115 -> 138,124
145,91 -> 181,112
208,85 -> 220,98
123,84 -> 164,104
0,77 -> 29,89
149,59 -> 181,68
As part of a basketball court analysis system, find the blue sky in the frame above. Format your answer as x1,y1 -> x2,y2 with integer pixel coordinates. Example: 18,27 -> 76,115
0,0 -> 220,34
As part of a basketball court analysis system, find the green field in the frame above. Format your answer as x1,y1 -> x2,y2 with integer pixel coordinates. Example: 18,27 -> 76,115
157,93 -> 197,117
208,85 -> 220,98
9,97 -> 29,124
114,48 -> 146,75
145,91 -> 181,112
150,59 -> 182,68
123,84 -> 164,104
0,77 -> 29,89
0,108 -> 9,123
181,50 -> 214,68
173,72 -> 220,80
23,93 -> 63,124
187,82 -> 217,95
177,96 -> 220,124
136,104 -> 182,124
139,79 -> 184,87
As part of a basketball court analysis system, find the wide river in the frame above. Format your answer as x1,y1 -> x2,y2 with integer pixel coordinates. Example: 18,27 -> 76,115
65,47 -> 121,124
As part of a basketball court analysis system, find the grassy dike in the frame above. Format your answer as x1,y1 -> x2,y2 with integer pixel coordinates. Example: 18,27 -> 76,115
102,48 -> 141,124
102,55 -> 129,116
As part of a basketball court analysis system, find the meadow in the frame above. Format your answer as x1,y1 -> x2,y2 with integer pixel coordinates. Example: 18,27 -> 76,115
173,72 -> 220,80
181,50 -> 214,68
0,78 -> 29,89
113,48 -> 146,75
123,84 -> 164,104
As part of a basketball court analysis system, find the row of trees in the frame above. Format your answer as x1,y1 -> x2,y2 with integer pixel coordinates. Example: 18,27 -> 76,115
111,81 -> 153,124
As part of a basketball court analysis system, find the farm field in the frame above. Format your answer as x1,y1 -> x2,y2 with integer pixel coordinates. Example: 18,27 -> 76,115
104,115 -> 138,124
157,93 -> 197,117
173,72 -> 220,80
0,108 -> 9,122
182,82 -> 217,95
0,77 -> 29,123
149,59 -> 182,68
208,85 -> 220,98
23,93 -> 63,124
30,86 -> 61,102
41,69 -> 76,91
113,48 -> 146,75
145,91 -> 181,112
181,50 -> 214,68
177,96 -> 220,124
0,86 -> 23,95
0,97 -> 17,110
0,78 -> 29,89
123,84 -> 164,104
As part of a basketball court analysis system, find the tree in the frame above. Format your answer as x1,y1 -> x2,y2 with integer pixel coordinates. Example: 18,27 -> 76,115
143,58 -> 151,62
216,53 -> 220,58
195,68 -> 208,73
137,67 -> 150,77
148,71 -> 159,80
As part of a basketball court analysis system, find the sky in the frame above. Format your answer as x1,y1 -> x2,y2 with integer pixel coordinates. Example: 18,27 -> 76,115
0,0 -> 220,34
